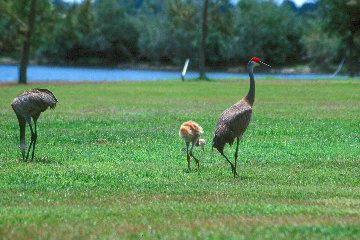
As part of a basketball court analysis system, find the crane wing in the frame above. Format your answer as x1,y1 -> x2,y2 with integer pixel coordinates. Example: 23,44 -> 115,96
217,103 -> 252,136
11,88 -> 57,117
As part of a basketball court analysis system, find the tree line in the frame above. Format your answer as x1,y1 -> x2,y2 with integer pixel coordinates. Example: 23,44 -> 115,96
0,0 -> 359,83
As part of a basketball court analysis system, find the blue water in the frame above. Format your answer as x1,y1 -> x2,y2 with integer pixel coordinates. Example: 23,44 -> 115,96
0,64 -> 336,82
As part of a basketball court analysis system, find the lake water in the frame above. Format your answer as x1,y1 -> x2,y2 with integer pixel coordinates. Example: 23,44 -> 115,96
0,64 -> 337,82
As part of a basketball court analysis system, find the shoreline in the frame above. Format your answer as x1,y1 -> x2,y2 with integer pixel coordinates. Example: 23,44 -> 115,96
0,57 -> 328,75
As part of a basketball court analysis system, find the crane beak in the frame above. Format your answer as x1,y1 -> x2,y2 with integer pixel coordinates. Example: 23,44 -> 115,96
260,61 -> 271,68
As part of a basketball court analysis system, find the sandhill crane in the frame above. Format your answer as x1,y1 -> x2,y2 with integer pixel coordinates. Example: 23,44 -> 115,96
212,57 -> 270,177
179,120 -> 206,170
11,88 -> 58,161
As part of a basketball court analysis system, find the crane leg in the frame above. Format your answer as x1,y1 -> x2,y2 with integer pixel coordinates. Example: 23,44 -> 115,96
26,140 -> 33,162
31,120 -> 38,161
18,120 -> 26,161
220,151 -> 236,176
20,143 -> 26,161
233,137 -> 240,177
25,117 -> 35,161
186,142 -> 191,170
189,141 -> 200,169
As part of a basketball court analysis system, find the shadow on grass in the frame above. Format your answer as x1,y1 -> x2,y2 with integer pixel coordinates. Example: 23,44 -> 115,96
182,168 -> 202,174
182,77 -> 213,82
17,156 -> 63,165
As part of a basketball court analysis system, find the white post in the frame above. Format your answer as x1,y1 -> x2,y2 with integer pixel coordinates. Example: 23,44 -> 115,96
181,58 -> 190,81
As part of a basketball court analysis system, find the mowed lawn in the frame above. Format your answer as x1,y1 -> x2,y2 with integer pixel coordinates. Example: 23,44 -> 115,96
0,78 -> 359,239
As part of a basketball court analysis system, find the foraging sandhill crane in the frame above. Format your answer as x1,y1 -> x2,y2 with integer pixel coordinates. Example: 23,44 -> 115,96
179,120 -> 206,170
212,57 -> 270,177
11,88 -> 58,161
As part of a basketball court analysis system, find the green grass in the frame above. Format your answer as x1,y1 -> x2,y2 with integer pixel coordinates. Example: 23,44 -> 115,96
0,78 -> 359,239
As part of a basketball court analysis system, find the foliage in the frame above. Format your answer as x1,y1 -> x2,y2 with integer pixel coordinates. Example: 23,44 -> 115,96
35,0 -> 139,65
0,78 -> 359,238
136,0 -> 199,64
135,0 -> 304,68
0,0 -> 359,76
93,0 -> 139,63
205,0 -> 235,66
230,0 -> 304,66
0,0 -> 54,54
301,19 -> 342,72
0,0 -> 55,83
319,0 -> 360,76
0,18 -> 18,54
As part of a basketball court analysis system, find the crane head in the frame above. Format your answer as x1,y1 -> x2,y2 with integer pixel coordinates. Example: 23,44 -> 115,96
250,57 -> 271,68
195,138 -> 206,151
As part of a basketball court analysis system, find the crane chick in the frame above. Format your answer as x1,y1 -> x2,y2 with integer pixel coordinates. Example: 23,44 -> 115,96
179,120 -> 205,170
11,88 -> 58,161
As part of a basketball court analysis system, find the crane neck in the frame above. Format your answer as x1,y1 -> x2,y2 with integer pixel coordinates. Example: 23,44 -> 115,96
245,63 -> 255,106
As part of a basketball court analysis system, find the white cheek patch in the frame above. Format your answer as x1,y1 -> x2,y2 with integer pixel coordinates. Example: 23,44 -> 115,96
251,61 -> 260,66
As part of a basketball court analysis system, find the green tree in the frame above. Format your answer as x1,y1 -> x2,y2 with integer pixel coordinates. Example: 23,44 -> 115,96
42,0 -> 139,65
320,0 -> 360,76
199,0 -> 209,79
0,0 -> 53,84
93,0 -> 139,63
136,0 -> 235,70
136,0 -> 198,64
67,0 -> 97,63
0,11 -> 19,56
0,0 -> 37,84
19,0 -> 37,84
300,10 -> 342,72
231,0 -> 303,66
205,0 -> 235,66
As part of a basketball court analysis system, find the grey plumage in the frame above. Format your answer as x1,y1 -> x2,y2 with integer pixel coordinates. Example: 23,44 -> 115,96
213,101 -> 252,151
212,57 -> 270,177
11,88 -> 58,161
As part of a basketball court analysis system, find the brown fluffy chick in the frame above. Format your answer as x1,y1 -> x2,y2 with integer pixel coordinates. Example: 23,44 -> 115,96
179,120 -> 205,170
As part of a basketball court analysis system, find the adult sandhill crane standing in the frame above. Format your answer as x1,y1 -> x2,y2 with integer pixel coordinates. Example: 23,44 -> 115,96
212,57 -> 270,177
179,120 -> 206,170
11,88 -> 58,161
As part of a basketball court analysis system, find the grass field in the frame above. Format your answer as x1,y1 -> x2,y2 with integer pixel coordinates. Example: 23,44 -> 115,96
0,78 -> 359,239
